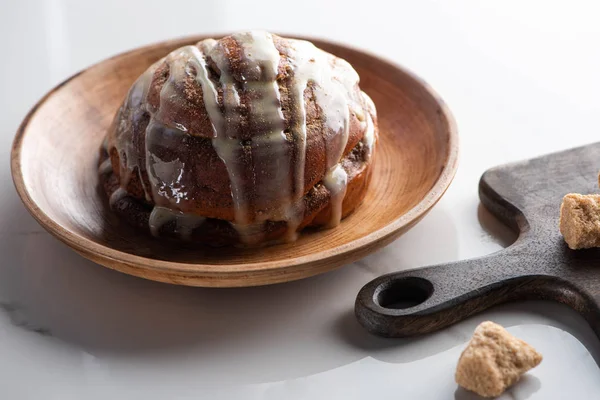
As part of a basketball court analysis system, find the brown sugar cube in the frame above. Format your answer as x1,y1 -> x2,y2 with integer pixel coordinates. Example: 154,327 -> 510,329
455,321 -> 542,398
559,193 -> 600,250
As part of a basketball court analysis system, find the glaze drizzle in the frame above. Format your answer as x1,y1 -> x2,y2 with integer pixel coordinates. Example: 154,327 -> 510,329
109,31 -> 375,243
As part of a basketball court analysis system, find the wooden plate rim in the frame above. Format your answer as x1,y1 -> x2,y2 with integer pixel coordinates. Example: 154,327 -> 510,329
10,34 -> 459,276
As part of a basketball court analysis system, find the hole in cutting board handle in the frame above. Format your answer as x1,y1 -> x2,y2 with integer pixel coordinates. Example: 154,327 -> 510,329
377,277 -> 434,309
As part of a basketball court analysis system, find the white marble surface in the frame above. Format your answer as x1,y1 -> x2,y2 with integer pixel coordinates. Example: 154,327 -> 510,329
2,0 -> 600,398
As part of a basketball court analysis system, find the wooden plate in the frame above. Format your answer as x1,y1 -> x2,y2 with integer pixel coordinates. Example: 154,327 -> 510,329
10,35 -> 458,287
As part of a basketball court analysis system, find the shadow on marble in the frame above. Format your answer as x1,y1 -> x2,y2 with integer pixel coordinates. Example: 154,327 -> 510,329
333,201 -> 600,369
335,299 -> 600,367
354,206 -> 460,272
334,309 -> 467,361
0,229 -> 369,382
508,374 -> 542,400
0,198 -> 460,383
453,374 -> 541,400
502,301 -> 600,368
454,387 -> 482,400
6,186 -> 599,385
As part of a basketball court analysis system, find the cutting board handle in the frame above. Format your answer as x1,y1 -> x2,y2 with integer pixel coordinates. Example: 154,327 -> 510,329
354,249 -> 590,337
356,144 -> 600,338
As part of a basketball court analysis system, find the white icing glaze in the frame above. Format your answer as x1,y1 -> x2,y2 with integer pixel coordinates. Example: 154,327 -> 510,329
109,187 -> 127,208
101,136 -> 109,151
109,31 -> 374,242
98,158 -> 112,175
194,39 -> 252,224
110,60 -> 161,203
149,206 -> 205,240
138,33 -> 291,243
232,32 -> 289,215
194,31 -> 294,242
115,68 -> 152,177
353,106 -> 366,122
362,91 -> 377,117
230,222 -> 272,246
285,37 -> 364,226
144,121 -> 190,208
361,93 -> 377,161
322,164 -> 348,228
287,41 -> 360,169
363,113 -> 375,157
148,154 -> 187,204
148,206 -> 172,237
190,43 -> 258,231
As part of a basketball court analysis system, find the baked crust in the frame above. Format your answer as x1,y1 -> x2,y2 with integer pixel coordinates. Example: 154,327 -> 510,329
101,32 -> 378,245
99,140 -> 373,246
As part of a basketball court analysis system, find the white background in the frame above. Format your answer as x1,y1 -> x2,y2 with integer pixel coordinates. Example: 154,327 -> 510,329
1,0 -> 600,398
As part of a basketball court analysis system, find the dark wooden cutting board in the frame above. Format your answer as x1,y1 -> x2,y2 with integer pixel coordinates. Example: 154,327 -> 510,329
355,142 -> 600,337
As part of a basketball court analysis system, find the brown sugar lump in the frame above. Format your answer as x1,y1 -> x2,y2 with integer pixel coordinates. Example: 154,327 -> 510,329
455,321 -> 543,398
559,193 -> 600,250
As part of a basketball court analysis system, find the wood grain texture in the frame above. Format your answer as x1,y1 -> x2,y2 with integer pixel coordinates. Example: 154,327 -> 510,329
10,34 -> 458,287
356,142 -> 600,337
